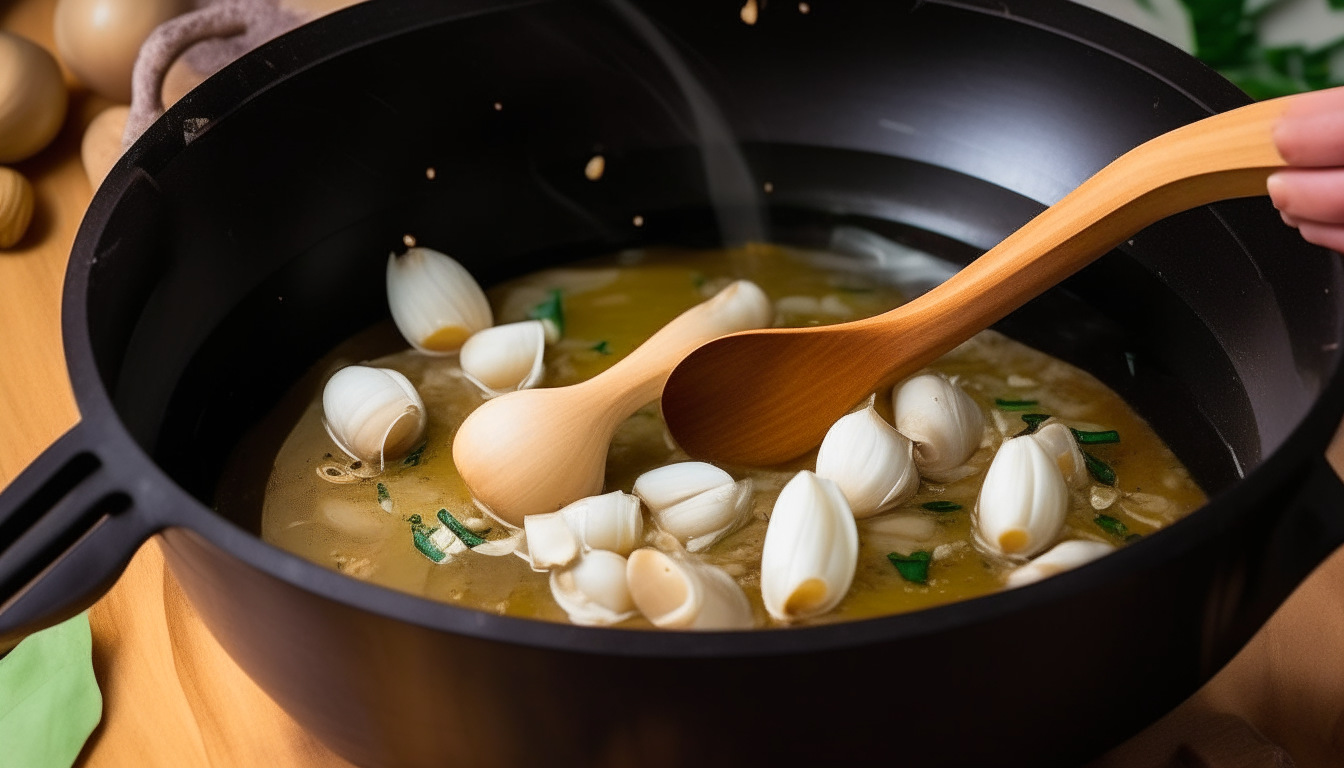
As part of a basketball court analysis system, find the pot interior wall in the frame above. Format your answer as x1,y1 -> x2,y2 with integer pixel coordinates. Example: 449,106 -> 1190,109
78,0 -> 1343,531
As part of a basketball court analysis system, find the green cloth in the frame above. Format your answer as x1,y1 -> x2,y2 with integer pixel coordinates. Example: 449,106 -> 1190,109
0,614 -> 103,768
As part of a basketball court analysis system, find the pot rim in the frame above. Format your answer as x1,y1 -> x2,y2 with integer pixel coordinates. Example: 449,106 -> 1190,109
61,0 -> 1344,657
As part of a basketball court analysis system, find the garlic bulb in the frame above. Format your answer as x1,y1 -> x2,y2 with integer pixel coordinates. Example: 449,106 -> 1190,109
1006,540 -> 1115,588
1030,422 -> 1087,487
322,366 -> 426,472
633,463 -> 752,552
975,436 -> 1068,558
386,247 -> 492,354
815,403 -> 920,517
522,511 -> 580,571
460,320 -> 547,397
893,374 -> 985,482
626,549 -> 754,630
550,550 -> 637,626
558,491 -> 643,556
760,471 -> 858,621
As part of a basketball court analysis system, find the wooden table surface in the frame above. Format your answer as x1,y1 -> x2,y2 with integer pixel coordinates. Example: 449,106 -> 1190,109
4,0 -> 1344,765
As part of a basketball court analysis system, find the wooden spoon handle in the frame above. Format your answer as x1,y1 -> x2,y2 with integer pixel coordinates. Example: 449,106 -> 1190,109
858,94 -> 1294,383
579,280 -> 771,417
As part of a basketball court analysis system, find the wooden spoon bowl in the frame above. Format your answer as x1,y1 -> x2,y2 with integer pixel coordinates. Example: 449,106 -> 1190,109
663,94 -> 1301,466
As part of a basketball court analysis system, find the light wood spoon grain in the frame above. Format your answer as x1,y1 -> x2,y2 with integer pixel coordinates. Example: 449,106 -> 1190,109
453,280 -> 772,526
662,94 -> 1300,466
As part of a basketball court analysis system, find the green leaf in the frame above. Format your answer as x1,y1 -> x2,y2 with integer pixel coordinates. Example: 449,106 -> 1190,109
0,613 -> 102,768
528,289 -> 565,338
1015,413 -> 1051,436
921,501 -> 962,513
1071,428 -> 1120,445
402,443 -> 427,467
591,340 -> 611,355
408,514 -> 447,562
437,508 -> 487,548
1083,450 -> 1117,486
376,482 -> 393,513
1095,514 -> 1129,538
995,398 -> 1039,411
887,551 -> 933,584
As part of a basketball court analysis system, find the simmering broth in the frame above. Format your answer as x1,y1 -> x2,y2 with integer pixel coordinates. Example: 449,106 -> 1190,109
241,243 -> 1204,628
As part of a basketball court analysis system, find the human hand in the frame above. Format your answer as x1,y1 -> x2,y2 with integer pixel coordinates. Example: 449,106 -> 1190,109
1269,85 -> 1344,252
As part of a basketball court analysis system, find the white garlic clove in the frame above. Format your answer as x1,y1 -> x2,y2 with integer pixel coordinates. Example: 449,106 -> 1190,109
322,365 -> 427,472
699,279 -> 774,337
558,491 -> 643,556
550,550 -> 637,626
1030,422 -> 1087,488
626,548 -> 754,630
460,320 -> 547,397
662,479 -> 754,553
975,436 -> 1068,558
522,512 -> 580,571
760,471 -> 858,622
1006,540 -> 1115,588
428,525 -> 470,559
386,247 -> 492,355
815,403 -> 920,518
633,462 -> 734,511
893,373 -> 986,482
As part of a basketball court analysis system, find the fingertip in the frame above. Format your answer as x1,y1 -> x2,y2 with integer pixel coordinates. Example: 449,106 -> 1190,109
1267,172 -> 1290,211
1281,209 -> 1299,228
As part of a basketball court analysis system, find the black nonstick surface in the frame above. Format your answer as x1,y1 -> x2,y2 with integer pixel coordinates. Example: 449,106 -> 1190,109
3,1 -> 1344,766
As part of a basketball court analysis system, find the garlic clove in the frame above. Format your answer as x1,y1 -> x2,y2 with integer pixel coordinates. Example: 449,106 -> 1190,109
1006,540 -> 1115,588
558,490 -> 643,556
633,462 -> 734,511
893,374 -> 986,482
322,365 -> 427,472
626,548 -> 754,630
522,512 -> 580,571
699,279 -> 774,337
662,479 -> 754,553
1030,422 -> 1087,488
550,550 -> 637,626
460,320 -> 547,397
975,435 -> 1069,558
815,403 -> 920,518
760,471 -> 858,622
861,513 -> 937,541
386,247 -> 492,355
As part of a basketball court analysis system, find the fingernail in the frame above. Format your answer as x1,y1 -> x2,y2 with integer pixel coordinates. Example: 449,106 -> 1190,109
1267,173 -> 1289,210
1281,210 -> 1299,229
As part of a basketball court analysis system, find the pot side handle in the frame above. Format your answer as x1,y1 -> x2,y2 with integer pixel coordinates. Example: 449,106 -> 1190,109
0,420 -> 162,648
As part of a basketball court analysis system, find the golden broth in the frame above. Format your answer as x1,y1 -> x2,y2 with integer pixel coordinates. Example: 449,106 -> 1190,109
245,244 -> 1205,627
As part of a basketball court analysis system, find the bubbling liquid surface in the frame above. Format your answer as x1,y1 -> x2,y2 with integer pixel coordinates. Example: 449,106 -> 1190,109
246,244 -> 1205,628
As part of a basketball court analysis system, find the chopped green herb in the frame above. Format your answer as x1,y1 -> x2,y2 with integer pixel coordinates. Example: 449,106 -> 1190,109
408,515 -> 447,562
1083,450 -> 1117,486
1071,428 -> 1120,445
402,443 -> 426,467
1095,514 -> 1128,538
921,501 -> 962,513
691,272 -> 707,289
1125,533 -> 1143,544
437,508 -> 486,548
995,398 -> 1039,411
591,340 -> 611,355
376,483 -> 393,513
528,289 -> 565,338
1015,413 -> 1052,436
887,551 -> 932,584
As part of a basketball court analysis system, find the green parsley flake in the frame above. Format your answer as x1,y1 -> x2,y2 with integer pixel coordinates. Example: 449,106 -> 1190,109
887,551 -> 933,584
1015,413 -> 1051,436
437,508 -> 486,548
528,289 -> 565,338
995,398 -> 1039,411
408,514 -> 447,562
1095,514 -> 1128,537
402,443 -> 427,467
921,501 -> 962,513
1071,428 -> 1120,445
1083,450 -> 1117,486
591,340 -> 611,355
376,483 -> 390,503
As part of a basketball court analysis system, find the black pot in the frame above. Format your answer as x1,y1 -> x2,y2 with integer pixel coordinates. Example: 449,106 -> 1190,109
3,1 -> 1343,765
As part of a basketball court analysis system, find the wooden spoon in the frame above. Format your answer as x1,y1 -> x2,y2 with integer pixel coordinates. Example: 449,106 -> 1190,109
662,94 -> 1298,466
453,280 -> 772,526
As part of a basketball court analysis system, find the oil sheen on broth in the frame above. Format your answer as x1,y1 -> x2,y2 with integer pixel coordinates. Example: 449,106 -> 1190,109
247,244 -> 1205,628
